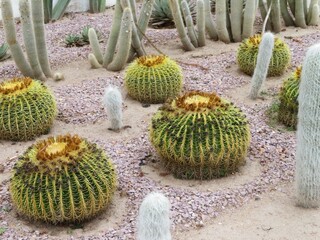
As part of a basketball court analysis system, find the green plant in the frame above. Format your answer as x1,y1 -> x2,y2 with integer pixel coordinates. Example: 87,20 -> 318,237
150,0 -> 196,28
125,55 -> 183,103
43,0 -> 71,23
0,227 -> 6,235
81,25 -> 101,44
237,34 -> 291,76
278,66 -> 301,129
65,34 -> 84,47
0,43 -> 10,61
89,0 -> 106,13
150,91 -> 251,179
0,77 -> 57,141
10,134 -> 117,223
1,0 -> 53,80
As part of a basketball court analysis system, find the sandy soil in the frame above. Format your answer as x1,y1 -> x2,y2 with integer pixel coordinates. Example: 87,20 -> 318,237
1,7 -> 320,239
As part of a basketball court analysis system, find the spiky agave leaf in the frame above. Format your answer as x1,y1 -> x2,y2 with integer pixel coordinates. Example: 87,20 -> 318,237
0,43 -> 10,61
150,91 -> 251,180
10,134 -> 117,223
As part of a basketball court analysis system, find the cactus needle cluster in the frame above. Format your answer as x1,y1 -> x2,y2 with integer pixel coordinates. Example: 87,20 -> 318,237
237,34 -> 291,77
125,55 -> 183,103
150,91 -> 250,179
10,134 -> 117,223
0,77 -> 56,141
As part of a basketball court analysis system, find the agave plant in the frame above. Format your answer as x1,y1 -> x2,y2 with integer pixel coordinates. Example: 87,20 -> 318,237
65,26 -> 101,47
43,0 -> 71,23
150,0 -> 196,28
0,43 -> 10,61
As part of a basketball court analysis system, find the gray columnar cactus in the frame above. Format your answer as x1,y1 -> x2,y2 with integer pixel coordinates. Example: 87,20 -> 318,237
203,0 -> 218,40
230,0 -> 243,42
295,44 -> 320,208
249,32 -> 275,100
196,0 -> 206,47
242,0 -> 257,38
216,0 -> 230,43
137,192 -> 171,240
295,0 -> 307,27
1,0 -> 55,80
270,0 -> 281,33
181,0 -> 199,47
103,86 -> 123,131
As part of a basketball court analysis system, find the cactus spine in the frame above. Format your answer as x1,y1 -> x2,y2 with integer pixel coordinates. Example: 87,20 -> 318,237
249,32 -> 275,100
137,192 -> 171,240
103,86 -> 123,131
295,44 -> 320,208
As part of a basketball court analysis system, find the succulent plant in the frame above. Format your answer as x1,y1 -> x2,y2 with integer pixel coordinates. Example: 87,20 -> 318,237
0,77 -> 57,141
278,66 -> 301,129
10,134 -> 117,223
150,0 -> 196,28
81,25 -> 102,44
237,34 -> 291,77
150,91 -> 251,179
0,43 -> 10,61
125,55 -> 183,104
65,34 -> 84,47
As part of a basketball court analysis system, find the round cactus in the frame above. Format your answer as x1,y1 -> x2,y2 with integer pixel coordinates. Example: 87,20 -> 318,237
278,66 -> 301,129
125,55 -> 183,104
237,34 -> 291,77
10,134 -> 117,224
150,91 -> 251,179
0,77 -> 56,141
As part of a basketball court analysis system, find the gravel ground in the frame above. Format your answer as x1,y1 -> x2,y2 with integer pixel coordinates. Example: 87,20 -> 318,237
0,7 -> 319,240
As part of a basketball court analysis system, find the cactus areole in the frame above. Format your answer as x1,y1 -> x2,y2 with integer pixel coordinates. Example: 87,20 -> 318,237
10,134 -> 117,223
150,91 -> 251,180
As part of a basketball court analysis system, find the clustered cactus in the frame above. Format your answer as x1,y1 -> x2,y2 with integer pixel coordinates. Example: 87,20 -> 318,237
125,55 -> 183,103
278,66 -> 301,129
0,77 -> 57,141
237,34 -> 291,77
150,91 -> 251,179
10,134 -> 117,223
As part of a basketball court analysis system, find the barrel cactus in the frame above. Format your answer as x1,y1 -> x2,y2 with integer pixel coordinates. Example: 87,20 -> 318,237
237,34 -> 291,76
0,77 -> 56,141
150,91 -> 251,179
125,55 -> 183,104
10,134 -> 117,223
278,66 -> 301,129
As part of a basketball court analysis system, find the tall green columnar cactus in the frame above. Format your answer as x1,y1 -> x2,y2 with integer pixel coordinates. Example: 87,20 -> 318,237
181,0 -> 198,48
125,55 -> 183,103
203,0 -> 218,40
280,0 -> 295,26
196,0 -> 206,47
295,44 -> 320,208
216,0 -> 230,43
270,0 -> 281,33
88,28 -> 103,66
169,0 -> 195,50
242,0 -> 256,38
278,66 -> 301,129
19,0 -> 46,81
32,0 -> 53,78
10,134 -> 117,223
308,1 -> 320,26
249,32 -> 275,100
150,91 -> 251,179
230,0 -> 243,42
1,0 -> 34,78
295,0 -> 307,28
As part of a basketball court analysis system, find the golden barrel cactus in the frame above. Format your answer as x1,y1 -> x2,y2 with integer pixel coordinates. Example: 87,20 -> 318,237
125,55 -> 183,103
237,34 -> 291,77
10,134 -> 117,223
150,91 -> 251,180
0,77 -> 56,141
278,66 -> 301,129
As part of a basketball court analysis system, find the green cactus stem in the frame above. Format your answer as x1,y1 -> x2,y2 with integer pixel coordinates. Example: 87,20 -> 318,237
150,91 -> 251,179
52,0 -> 71,20
1,0 -> 34,78
242,0 -> 256,39
278,66 -> 301,129
169,0 -> 196,51
308,2 -> 320,26
280,0 -> 295,26
31,0 -> 53,78
181,0 -> 199,48
125,55 -> 183,103
270,0 -> 281,33
230,0 -> 244,42
196,0 -> 206,47
216,0 -> 230,43
107,8 -> 133,71
295,0 -> 307,28
88,28 -> 103,64
0,77 -> 56,141
10,134 -> 117,223
203,0 -> 218,40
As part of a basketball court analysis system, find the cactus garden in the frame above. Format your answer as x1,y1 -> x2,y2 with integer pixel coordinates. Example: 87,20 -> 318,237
1,0 -> 320,239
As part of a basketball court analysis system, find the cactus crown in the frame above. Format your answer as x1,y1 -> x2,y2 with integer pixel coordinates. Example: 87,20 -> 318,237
294,66 -> 302,79
244,34 -> 284,49
0,77 -> 33,95
137,55 -> 166,67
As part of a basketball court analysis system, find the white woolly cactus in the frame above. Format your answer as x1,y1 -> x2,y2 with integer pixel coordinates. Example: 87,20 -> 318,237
137,192 -> 171,240
103,86 -> 123,131
249,32 -> 275,100
295,43 -> 320,208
